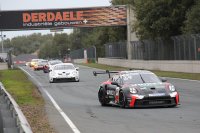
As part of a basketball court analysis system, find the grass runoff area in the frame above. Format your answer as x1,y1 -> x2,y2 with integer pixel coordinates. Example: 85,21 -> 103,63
80,63 -> 200,81
0,69 -> 56,133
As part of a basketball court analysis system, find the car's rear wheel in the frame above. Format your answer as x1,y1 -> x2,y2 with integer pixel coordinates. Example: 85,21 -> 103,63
98,88 -> 109,106
119,91 -> 127,108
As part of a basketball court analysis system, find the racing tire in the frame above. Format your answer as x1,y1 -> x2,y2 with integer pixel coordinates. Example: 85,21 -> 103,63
49,78 -> 55,83
119,91 -> 127,108
43,70 -> 48,73
98,88 -> 109,106
74,78 -> 80,82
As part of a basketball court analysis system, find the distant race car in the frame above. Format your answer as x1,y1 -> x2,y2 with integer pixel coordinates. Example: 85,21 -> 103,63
43,60 -> 63,73
93,70 -> 179,108
49,63 -> 79,83
33,60 -> 48,71
30,59 -> 41,67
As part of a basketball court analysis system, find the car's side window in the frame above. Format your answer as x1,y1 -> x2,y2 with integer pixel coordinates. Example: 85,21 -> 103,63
112,75 -> 117,82
116,77 -> 122,84
112,75 -> 121,84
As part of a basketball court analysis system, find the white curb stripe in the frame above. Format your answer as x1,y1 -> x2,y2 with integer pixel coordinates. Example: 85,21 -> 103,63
43,89 -> 81,133
20,67 -> 81,133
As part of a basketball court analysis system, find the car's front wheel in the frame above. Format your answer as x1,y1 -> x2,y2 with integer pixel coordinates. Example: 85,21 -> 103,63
74,77 -> 79,82
119,91 -> 127,108
49,78 -> 55,83
98,87 -> 109,106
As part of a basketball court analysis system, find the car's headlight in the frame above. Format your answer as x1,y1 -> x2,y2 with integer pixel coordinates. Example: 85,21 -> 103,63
130,87 -> 137,94
72,71 -> 77,75
169,85 -> 176,92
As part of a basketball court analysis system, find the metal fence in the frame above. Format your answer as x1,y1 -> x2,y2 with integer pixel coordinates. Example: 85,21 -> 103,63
104,34 -> 200,60
104,42 -> 127,59
71,34 -> 200,60
70,48 -> 84,59
131,34 -> 200,60
131,39 -> 174,60
172,34 -> 200,60
70,46 -> 96,60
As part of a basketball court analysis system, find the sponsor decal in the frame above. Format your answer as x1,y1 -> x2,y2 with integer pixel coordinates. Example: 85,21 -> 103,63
149,93 -> 166,97
137,83 -> 162,87
0,6 -> 127,30
22,11 -> 83,22
22,11 -> 84,28
107,90 -> 115,95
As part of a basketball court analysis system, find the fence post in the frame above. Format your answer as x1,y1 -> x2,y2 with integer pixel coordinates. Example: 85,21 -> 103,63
182,36 -> 186,60
171,37 -> 176,60
191,35 -> 197,60
93,45 -> 96,63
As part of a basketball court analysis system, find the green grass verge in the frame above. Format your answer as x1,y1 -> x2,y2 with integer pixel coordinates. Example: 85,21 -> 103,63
0,69 -> 43,105
0,68 -> 56,133
80,63 -> 200,80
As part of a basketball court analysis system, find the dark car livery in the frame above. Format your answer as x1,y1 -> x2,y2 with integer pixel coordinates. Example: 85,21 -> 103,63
94,70 -> 179,108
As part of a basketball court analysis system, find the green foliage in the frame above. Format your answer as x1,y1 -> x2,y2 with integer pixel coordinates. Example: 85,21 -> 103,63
183,0 -> 200,34
68,27 -> 126,57
111,0 -> 134,5
134,0 -> 195,39
4,33 -> 53,56
110,0 -> 197,39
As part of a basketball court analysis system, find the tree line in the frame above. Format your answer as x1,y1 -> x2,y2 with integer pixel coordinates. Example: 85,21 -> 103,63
2,0 -> 200,58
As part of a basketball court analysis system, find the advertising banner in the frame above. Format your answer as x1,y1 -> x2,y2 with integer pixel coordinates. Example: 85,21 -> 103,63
0,6 -> 127,30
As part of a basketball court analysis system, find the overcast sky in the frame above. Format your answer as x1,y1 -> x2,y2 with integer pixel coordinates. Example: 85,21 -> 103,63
0,0 -> 111,39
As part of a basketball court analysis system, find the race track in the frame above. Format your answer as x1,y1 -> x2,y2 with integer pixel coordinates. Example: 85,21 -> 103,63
21,65 -> 200,133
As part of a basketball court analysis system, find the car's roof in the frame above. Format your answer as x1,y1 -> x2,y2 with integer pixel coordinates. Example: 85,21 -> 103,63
54,63 -> 74,66
48,60 -> 62,63
31,59 -> 41,61
119,70 -> 154,75
38,60 -> 48,62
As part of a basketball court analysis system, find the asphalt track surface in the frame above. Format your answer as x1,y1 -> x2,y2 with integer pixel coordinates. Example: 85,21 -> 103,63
21,65 -> 200,133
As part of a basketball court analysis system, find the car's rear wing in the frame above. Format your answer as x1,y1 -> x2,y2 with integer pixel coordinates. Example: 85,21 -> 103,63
93,70 -> 119,78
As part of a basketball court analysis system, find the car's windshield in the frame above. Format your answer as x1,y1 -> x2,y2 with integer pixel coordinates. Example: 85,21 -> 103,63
31,59 -> 40,62
122,73 -> 161,84
38,61 -> 48,65
49,61 -> 62,65
54,65 -> 75,70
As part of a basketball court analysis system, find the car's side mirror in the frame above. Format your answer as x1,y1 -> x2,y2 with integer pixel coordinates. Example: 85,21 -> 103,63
160,77 -> 167,82
93,71 -> 97,76
75,67 -> 79,71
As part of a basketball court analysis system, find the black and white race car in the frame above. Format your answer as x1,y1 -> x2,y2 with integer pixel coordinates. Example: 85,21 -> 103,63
93,70 -> 179,108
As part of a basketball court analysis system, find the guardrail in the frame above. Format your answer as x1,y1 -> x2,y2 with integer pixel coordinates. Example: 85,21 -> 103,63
0,82 -> 33,133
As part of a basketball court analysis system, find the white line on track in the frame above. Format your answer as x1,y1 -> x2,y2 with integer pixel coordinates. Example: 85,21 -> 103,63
20,67 -> 81,133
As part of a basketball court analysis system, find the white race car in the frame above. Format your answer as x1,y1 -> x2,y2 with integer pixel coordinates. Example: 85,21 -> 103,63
49,63 -> 79,83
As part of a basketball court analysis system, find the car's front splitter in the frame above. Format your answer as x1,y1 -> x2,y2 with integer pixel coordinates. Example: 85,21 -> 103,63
128,93 -> 179,108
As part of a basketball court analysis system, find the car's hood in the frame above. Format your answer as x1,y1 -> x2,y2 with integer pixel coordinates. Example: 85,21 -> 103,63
126,83 -> 171,96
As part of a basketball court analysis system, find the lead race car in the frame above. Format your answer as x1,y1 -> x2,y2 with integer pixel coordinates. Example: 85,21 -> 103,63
93,70 -> 179,108
49,63 -> 79,83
